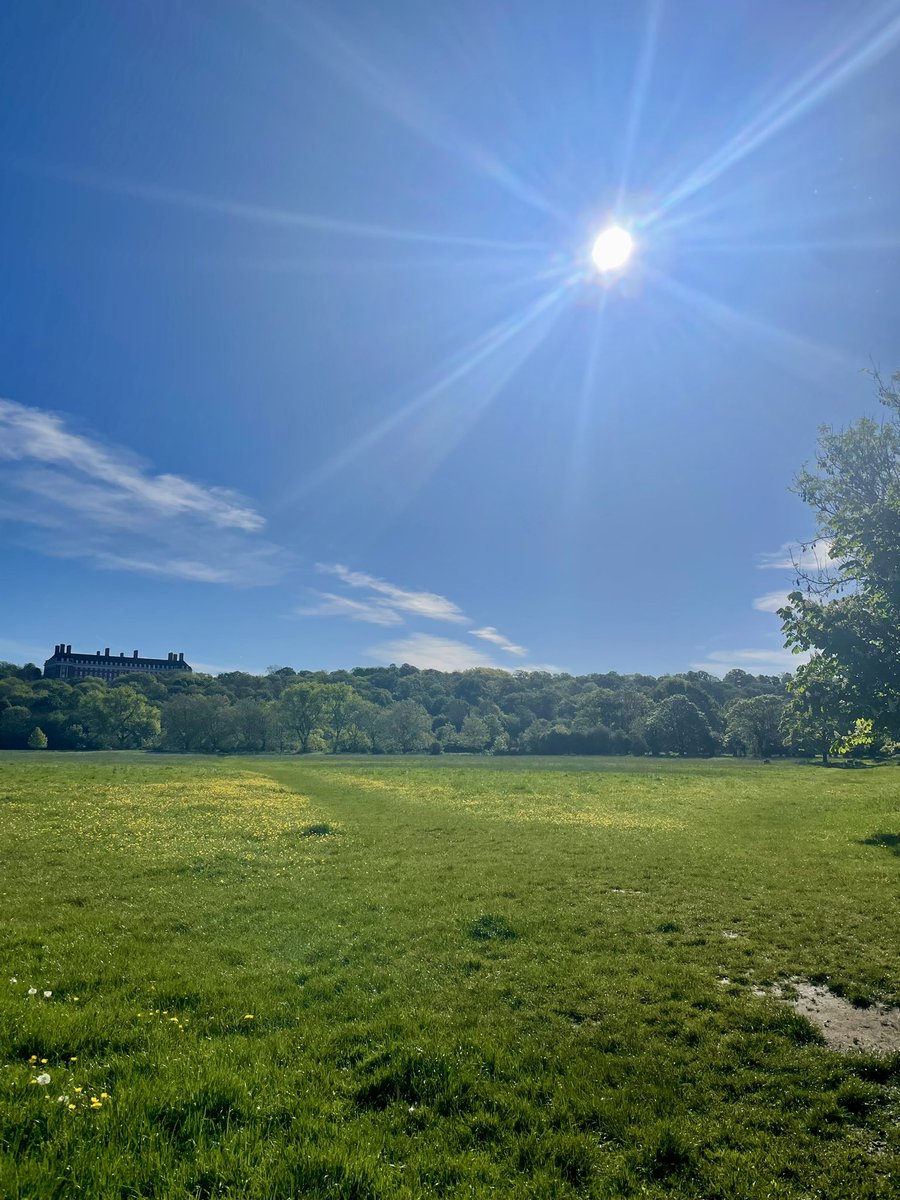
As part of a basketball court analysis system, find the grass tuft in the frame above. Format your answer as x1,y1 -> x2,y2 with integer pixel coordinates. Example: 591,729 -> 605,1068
469,914 -> 518,942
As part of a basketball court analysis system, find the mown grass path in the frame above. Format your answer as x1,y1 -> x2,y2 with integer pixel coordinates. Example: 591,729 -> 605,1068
1,753 -> 898,1197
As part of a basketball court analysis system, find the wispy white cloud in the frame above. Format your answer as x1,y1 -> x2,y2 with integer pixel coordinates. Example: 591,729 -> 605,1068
758,540 -> 834,572
0,399 -> 262,530
691,647 -> 807,676
469,625 -> 528,656
295,591 -> 405,626
316,562 -> 467,623
0,398 -> 284,584
366,633 -> 500,672
752,590 -> 791,614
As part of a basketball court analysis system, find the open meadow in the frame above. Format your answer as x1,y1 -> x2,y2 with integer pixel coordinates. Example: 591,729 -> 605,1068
1,752 -> 898,1199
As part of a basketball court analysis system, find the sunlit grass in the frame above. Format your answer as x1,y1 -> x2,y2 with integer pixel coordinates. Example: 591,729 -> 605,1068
1,753 -> 898,1197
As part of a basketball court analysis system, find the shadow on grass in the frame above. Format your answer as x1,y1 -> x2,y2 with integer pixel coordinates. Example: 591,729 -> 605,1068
800,760 -> 880,769
300,823 -> 334,837
859,832 -> 900,855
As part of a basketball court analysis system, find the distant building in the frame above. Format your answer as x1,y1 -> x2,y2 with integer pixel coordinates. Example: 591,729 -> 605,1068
43,644 -> 192,682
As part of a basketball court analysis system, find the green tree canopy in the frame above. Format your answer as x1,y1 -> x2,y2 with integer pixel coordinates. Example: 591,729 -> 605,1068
724,695 -> 786,758
27,726 -> 48,749
781,370 -> 900,739
645,695 -> 717,757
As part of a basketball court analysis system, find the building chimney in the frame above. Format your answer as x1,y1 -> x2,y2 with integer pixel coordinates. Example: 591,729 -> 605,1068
133,650 -> 139,659
105,648 -> 110,656
66,645 -> 71,654
178,652 -> 184,662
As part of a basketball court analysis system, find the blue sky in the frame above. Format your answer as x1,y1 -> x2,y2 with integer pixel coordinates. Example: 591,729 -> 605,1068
2,0 -> 899,677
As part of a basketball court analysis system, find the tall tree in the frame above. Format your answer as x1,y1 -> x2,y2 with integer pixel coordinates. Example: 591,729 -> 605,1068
78,687 -> 161,748
645,695 -> 717,757
374,699 -> 433,754
279,683 -> 330,753
780,370 -> 900,738
724,695 -> 786,758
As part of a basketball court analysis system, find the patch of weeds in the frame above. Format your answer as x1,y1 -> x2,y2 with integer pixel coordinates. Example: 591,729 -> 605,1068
469,914 -> 517,941
834,1078 -> 885,1116
829,979 -> 875,1008
355,1048 -> 475,1115
552,1134 -> 595,1186
656,921 -> 680,933
636,1123 -> 696,1180
771,1007 -> 824,1047
269,1151 -> 382,1200
847,1055 -> 900,1085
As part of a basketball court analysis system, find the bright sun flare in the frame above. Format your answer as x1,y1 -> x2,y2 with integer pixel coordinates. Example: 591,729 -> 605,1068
591,225 -> 635,273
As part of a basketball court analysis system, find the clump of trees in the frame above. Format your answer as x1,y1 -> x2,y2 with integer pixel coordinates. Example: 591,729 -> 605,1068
779,369 -> 900,762
5,373 -> 897,763
0,656 -> 800,757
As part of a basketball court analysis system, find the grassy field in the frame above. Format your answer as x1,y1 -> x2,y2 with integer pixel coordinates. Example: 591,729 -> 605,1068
1,752 -> 898,1198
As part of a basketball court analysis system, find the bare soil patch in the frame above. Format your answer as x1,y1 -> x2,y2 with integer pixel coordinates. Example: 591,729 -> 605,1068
761,979 -> 900,1055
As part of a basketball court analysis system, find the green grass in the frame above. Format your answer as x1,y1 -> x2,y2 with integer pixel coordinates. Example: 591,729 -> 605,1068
1,752 -> 898,1198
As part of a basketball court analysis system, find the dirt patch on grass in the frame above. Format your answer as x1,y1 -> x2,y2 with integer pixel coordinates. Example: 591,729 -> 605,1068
761,979 -> 900,1055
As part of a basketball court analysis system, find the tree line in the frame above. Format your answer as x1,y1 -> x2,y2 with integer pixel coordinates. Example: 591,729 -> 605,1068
0,657 -> 813,758
6,368 -> 898,762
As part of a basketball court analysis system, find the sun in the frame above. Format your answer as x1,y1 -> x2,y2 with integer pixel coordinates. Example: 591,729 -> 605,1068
591,225 -> 635,273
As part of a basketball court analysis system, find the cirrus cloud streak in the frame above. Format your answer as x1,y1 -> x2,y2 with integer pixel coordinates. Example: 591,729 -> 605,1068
0,398 -> 285,585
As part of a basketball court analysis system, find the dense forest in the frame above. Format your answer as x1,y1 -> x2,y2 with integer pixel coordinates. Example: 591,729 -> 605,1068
0,658 -> 812,757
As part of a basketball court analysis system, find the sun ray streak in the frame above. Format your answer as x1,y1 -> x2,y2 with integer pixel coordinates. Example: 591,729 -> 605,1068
647,269 -> 859,371
669,234 -> 900,255
281,279 -> 575,502
250,0 -> 569,223
561,290 -> 608,521
34,163 -> 549,253
616,0 -> 662,209
651,3 -> 900,217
